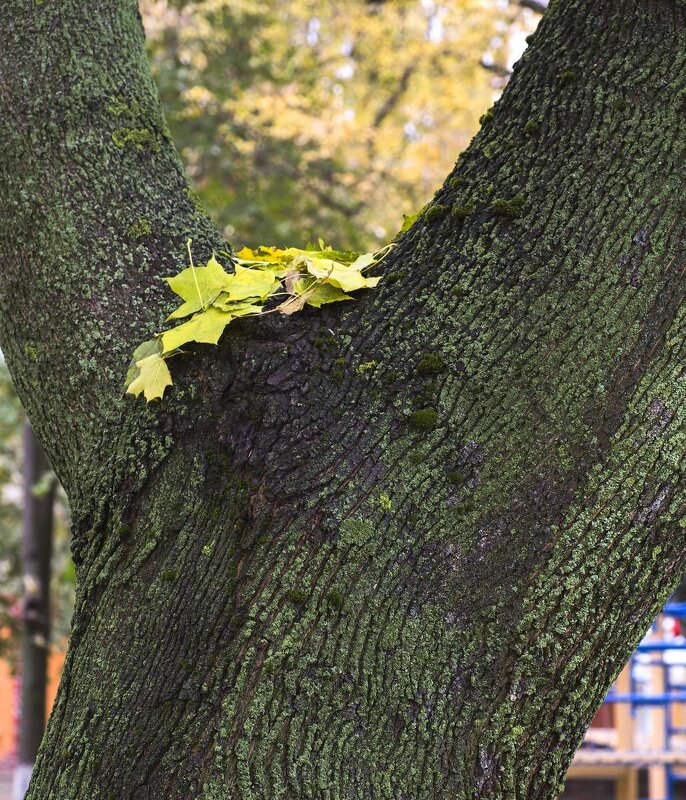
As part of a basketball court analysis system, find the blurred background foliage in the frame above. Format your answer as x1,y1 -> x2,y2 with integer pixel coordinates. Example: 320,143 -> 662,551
0,362 -> 73,667
0,361 -> 22,662
0,0 -> 539,663
143,0 -> 536,250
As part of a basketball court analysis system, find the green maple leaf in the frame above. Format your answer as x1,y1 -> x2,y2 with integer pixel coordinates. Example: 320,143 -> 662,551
222,264 -> 280,302
166,254 -> 232,319
294,278 -> 353,308
161,303 -> 261,353
166,256 -> 279,320
399,204 -> 430,234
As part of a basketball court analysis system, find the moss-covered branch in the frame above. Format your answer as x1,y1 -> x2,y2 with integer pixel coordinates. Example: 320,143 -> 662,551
0,0 -> 222,521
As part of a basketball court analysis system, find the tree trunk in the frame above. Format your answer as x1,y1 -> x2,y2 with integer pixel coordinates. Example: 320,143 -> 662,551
14,423 -> 55,800
1,1 -> 686,798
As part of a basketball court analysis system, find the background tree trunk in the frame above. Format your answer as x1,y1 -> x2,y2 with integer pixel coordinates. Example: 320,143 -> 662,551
13,423 -> 55,800
1,1 -> 686,798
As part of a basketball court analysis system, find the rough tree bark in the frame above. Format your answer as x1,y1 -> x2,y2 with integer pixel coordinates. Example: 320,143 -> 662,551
1,1 -> 685,798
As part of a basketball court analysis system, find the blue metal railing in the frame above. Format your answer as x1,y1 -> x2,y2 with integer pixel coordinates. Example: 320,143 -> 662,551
595,602 -> 686,800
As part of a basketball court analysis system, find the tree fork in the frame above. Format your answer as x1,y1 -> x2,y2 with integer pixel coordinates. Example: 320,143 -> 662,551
1,1 -> 686,798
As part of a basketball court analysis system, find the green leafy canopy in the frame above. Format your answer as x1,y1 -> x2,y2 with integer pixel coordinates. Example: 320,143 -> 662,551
126,238 -> 393,401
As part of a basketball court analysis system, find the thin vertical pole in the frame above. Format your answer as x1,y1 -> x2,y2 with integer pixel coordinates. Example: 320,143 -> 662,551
12,423 -> 54,800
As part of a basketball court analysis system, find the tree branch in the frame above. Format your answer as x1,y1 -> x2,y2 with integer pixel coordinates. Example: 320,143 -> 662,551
0,3 -> 223,517
519,0 -> 549,13
480,57 -> 512,78
373,65 -> 415,129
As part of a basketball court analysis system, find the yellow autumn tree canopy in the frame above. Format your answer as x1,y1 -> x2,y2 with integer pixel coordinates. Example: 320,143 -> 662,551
142,0 -> 535,251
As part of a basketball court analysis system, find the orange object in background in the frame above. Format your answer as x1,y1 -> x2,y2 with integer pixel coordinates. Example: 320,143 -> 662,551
0,649 -> 64,766
0,658 -> 16,760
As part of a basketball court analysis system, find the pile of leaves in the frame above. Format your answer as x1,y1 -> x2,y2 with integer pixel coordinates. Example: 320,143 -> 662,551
126,240 -> 392,401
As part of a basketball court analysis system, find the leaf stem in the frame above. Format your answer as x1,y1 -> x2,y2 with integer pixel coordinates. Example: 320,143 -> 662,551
187,238 -> 204,309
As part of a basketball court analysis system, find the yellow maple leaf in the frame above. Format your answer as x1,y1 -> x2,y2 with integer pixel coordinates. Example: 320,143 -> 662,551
304,256 -> 381,292
126,352 -> 173,402
161,303 -> 261,353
